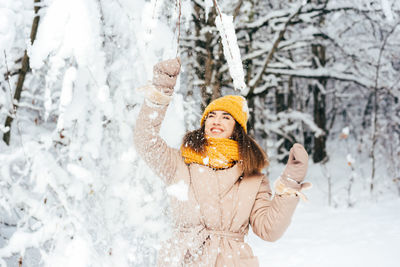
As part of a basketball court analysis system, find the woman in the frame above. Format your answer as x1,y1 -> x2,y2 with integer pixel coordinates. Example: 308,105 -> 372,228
134,58 -> 311,266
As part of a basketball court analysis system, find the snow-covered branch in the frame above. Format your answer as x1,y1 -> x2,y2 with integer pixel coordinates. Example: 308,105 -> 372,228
264,67 -> 374,89
248,2 -> 308,94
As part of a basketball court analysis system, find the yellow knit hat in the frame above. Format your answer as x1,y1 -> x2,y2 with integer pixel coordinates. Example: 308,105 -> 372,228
200,95 -> 249,133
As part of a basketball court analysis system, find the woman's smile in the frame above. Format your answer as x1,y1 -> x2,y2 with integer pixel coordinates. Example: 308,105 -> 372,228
210,127 -> 223,133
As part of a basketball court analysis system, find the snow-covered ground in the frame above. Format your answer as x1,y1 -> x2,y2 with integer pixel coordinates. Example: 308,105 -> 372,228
250,197 -> 400,267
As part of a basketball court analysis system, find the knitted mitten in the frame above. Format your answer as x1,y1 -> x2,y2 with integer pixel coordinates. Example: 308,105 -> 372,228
153,57 -> 181,94
275,143 -> 312,201
136,58 -> 181,105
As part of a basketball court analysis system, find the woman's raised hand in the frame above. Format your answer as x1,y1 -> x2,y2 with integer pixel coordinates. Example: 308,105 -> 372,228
280,143 -> 311,191
136,58 -> 180,105
153,58 -> 181,95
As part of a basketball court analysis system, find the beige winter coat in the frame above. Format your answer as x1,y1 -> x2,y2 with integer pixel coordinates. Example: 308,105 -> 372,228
134,101 -> 300,267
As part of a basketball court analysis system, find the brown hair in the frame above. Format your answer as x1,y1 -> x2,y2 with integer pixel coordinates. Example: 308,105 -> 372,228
182,122 -> 269,176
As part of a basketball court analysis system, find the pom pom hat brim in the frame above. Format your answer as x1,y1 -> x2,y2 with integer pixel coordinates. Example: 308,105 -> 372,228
200,95 -> 249,133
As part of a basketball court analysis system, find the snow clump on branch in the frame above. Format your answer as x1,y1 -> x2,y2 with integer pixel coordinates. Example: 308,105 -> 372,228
215,13 -> 247,93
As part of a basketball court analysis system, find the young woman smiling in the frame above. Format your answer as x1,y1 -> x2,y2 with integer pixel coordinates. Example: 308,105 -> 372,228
134,58 -> 311,267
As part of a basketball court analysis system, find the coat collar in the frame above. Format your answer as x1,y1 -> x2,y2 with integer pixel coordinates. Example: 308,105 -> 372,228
188,162 -> 243,197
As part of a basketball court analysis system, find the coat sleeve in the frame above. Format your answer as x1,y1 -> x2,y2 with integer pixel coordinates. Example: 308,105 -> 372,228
133,100 -> 182,184
249,176 -> 299,242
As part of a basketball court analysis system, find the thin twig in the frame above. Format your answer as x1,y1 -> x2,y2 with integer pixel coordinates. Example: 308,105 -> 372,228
175,0 -> 182,57
3,52 -> 16,119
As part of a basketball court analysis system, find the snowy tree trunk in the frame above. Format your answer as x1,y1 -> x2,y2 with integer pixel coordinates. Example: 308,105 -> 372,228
247,95 -> 255,136
275,79 -> 295,162
3,0 -> 41,145
192,2 -> 222,108
395,177 -> 400,196
311,44 -> 327,163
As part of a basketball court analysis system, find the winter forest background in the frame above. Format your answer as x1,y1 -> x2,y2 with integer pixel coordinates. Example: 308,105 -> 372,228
1,0 -> 399,266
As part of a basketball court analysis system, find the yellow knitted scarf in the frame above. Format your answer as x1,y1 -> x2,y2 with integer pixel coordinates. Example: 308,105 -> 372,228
181,137 -> 239,169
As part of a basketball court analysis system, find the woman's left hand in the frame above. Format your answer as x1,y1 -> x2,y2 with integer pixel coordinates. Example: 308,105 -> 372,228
280,143 -> 310,191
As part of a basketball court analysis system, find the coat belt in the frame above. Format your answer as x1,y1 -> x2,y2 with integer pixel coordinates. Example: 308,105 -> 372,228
205,229 -> 245,242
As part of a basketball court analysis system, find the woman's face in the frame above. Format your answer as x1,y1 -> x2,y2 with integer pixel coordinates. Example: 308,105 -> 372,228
204,110 -> 236,139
